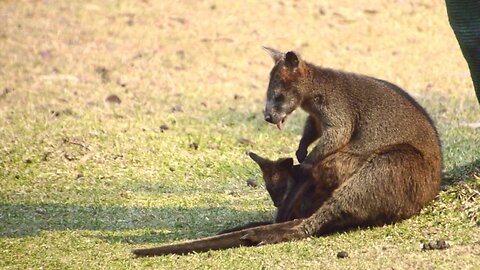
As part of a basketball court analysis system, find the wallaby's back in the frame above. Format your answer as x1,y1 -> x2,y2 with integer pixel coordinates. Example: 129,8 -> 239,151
299,67 -> 442,223
305,67 -> 441,162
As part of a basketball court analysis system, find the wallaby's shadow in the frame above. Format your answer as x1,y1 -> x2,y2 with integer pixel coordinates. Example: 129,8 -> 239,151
0,202 -> 272,244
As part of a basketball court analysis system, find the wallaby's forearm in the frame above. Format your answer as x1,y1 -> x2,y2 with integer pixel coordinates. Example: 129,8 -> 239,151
297,116 -> 320,162
303,125 -> 351,166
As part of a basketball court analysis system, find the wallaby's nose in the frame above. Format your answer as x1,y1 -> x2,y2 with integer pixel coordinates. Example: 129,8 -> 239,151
264,114 -> 274,123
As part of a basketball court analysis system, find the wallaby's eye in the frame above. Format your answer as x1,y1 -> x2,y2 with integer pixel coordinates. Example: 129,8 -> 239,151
274,94 -> 284,103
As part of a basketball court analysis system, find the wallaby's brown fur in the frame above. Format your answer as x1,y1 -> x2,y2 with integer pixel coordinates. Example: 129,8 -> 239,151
243,47 -> 442,243
244,152 -> 325,223
132,48 -> 443,256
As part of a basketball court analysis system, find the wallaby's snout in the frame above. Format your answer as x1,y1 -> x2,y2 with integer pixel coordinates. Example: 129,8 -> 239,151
264,113 -> 274,123
263,108 -> 286,129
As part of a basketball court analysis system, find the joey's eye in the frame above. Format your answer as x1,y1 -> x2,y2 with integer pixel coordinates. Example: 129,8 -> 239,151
274,94 -> 284,102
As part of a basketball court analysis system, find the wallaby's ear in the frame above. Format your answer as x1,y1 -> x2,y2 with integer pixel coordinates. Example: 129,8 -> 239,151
279,157 -> 294,169
285,51 -> 300,69
249,152 -> 269,168
263,46 -> 284,63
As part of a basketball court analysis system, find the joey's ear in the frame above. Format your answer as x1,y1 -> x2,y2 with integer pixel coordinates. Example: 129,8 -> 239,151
285,51 -> 300,69
279,157 -> 294,169
249,152 -> 270,169
263,46 -> 284,63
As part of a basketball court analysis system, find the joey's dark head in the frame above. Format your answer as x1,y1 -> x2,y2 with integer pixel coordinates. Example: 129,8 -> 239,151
263,47 -> 308,130
248,152 -> 295,207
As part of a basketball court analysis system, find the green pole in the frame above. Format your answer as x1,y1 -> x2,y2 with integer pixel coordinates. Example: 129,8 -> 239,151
445,0 -> 480,104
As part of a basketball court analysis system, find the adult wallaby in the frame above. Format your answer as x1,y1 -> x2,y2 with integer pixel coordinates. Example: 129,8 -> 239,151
132,48 -> 442,256
243,47 -> 442,243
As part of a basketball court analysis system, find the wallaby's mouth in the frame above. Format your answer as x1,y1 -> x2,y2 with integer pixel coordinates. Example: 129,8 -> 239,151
276,117 -> 286,130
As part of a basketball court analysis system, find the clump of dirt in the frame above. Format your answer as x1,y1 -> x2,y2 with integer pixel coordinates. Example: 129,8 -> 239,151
422,240 -> 450,251
160,124 -> 169,132
105,94 -> 121,104
189,142 -> 199,150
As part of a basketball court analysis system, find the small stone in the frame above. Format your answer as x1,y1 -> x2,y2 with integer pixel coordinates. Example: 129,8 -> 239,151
246,178 -> 258,188
337,251 -> 348,258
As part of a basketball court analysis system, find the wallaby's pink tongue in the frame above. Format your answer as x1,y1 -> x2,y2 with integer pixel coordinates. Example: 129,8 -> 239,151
277,121 -> 283,130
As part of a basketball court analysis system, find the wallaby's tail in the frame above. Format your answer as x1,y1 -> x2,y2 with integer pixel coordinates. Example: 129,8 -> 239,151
132,230 -> 256,257
217,221 -> 273,235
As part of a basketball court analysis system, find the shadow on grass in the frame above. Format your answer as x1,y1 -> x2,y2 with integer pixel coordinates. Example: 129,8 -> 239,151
442,159 -> 480,187
0,202 -> 271,244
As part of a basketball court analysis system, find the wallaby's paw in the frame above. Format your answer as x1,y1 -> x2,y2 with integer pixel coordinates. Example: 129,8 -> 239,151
296,148 -> 307,163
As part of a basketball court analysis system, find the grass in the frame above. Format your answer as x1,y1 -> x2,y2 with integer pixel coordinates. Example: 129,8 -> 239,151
1,0 -> 479,269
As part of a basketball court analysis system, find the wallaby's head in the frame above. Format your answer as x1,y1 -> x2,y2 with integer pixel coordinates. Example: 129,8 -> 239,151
263,47 -> 308,129
248,152 -> 295,207
275,178 -> 316,223
249,152 -> 320,222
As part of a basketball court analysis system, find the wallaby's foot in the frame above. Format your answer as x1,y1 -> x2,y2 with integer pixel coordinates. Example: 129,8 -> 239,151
241,219 -> 304,245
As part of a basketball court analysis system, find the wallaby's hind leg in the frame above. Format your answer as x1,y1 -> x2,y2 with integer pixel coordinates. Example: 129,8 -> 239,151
244,145 -> 441,244
302,145 -> 440,236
